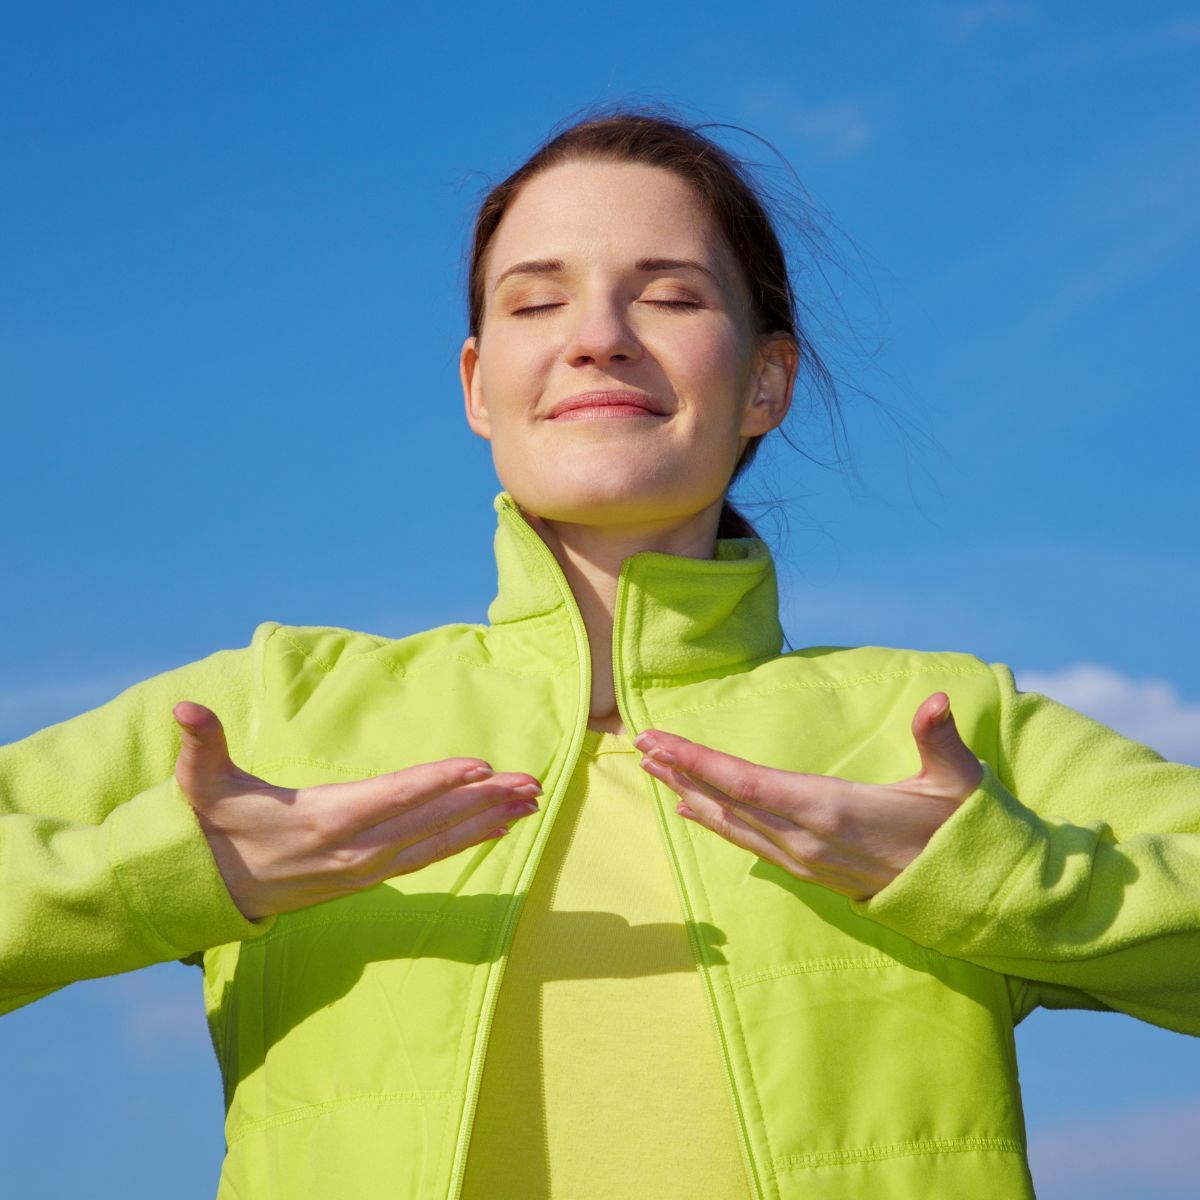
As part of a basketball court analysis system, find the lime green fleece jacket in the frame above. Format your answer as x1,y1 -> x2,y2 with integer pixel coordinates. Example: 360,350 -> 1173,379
2,492 -> 1198,1199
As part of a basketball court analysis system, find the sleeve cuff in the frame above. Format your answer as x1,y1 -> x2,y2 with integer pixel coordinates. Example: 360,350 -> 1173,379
107,777 -> 276,957
848,761 -> 1044,953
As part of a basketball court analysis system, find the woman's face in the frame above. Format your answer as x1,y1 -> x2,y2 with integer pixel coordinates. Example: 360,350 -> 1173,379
460,160 -> 795,530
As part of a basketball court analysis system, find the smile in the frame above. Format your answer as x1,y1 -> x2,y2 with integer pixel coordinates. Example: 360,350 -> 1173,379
547,390 -> 668,420
551,404 -> 664,421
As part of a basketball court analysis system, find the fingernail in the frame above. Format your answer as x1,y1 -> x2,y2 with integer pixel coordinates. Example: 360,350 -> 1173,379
676,803 -> 696,819
464,765 -> 494,783
933,699 -> 952,725
646,746 -> 678,766
511,782 -> 542,799
633,732 -> 657,751
512,799 -> 540,817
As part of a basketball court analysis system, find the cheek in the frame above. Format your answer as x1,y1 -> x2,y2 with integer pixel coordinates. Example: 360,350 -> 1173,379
672,332 -> 754,425
479,339 -> 520,392
478,334 -> 552,412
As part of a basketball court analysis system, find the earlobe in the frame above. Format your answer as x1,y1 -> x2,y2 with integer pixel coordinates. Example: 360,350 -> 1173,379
459,336 -> 491,440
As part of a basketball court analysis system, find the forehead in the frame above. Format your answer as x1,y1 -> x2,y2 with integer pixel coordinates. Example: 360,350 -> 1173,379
486,160 -> 733,287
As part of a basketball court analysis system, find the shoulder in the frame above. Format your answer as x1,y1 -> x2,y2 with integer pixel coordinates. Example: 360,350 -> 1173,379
650,643 -> 1006,734
768,643 -> 997,688
252,617 -> 489,681
740,644 -> 1004,729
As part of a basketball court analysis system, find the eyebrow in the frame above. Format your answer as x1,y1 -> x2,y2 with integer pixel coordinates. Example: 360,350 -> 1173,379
492,256 -> 720,290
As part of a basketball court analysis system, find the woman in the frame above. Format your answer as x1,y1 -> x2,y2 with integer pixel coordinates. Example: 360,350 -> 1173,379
2,109 -> 1198,1199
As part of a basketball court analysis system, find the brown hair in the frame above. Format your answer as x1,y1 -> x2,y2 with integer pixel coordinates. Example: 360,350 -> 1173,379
466,104 -> 844,541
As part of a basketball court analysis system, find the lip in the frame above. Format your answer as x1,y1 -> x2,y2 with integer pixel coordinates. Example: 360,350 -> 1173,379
547,390 -> 667,420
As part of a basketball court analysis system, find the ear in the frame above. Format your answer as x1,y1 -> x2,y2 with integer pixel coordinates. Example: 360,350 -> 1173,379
460,336 -> 491,440
740,334 -> 798,438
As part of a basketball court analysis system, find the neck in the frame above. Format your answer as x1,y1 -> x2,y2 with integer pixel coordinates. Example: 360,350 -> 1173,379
522,501 -> 724,732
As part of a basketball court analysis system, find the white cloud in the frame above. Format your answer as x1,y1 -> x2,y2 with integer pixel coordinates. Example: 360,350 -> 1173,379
1156,14 -> 1200,48
1029,1099 -> 1200,1198
1022,133 -> 1200,335
916,110 -> 1200,399
93,964 -> 210,1061
933,7 -> 1196,62
1016,663 -> 1200,765
1105,14 -> 1200,59
933,0 -> 1036,45
0,677 -> 140,746
0,659 -> 187,746
1045,15 -> 1200,72
786,99 -> 876,160
123,991 -> 208,1057
740,88 -> 880,161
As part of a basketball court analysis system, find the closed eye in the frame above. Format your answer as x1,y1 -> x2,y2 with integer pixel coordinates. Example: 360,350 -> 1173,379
511,303 -> 564,317
512,298 -> 702,317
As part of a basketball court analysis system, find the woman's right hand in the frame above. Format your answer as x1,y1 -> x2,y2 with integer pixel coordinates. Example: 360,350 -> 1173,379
171,701 -> 542,920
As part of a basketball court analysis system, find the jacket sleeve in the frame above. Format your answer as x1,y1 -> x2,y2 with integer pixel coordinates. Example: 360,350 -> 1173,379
850,661 -> 1200,1036
0,622 -> 280,1016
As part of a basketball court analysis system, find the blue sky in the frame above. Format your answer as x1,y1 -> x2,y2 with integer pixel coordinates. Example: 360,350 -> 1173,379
2,2 -> 1198,1196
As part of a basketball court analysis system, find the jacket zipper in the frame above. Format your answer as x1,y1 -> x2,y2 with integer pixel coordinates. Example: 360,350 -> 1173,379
445,512 -> 593,1200
610,566 -> 765,1200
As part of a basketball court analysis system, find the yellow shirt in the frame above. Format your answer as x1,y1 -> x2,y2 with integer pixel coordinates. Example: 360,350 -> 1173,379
461,729 -> 751,1199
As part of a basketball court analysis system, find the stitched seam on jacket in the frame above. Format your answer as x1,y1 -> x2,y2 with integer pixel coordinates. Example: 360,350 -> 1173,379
256,756 -> 395,778
226,1091 -> 461,1145
686,842 -> 780,1191
273,624 -> 399,655
969,665 -> 1040,947
633,641 -> 774,1197
275,644 -> 568,685
244,910 -> 501,947
256,740 -> 545,778
626,651 -> 782,688
360,624 -> 486,664
247,623 -> 278,759
646,663 -> 992,719
724,956 -> 905,992
274,628 -> 567,682
956,770 -> 1047,955
773,1136 -> 1025,1170
381,654 -> 569,681
488,608 -> 564,627
273,630 -> 340,673
106,806 -> 183,959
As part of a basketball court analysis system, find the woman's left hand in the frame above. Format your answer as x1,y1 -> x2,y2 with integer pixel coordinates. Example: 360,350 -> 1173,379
634,692 -> 984,902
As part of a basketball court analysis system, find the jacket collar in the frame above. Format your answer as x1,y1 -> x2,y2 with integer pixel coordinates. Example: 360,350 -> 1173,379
486,492 -> 783,681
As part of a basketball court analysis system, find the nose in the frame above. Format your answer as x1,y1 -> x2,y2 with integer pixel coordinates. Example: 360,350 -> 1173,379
563,292 -> 643,367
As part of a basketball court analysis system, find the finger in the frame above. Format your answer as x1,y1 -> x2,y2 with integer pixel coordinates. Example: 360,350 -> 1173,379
356,771 -> 543,851
639,750 -> 847,878
906,693 -> 983,798
173,701 -> 242,796
311,761 -> 542,835
639,751 -> 802,843
641,757 -> 823,885
372,793 -> 543,879
634,729 -> 817,821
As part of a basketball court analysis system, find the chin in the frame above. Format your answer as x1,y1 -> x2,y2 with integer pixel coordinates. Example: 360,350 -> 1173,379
495,449 -> 733,525
506,480 -> 722,530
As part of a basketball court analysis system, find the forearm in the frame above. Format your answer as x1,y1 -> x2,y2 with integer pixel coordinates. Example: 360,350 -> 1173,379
852,761 -> 1200,1033
852,662 -> 1200,1035
0,623 -> 280,1013
0,779 -> 267,1012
